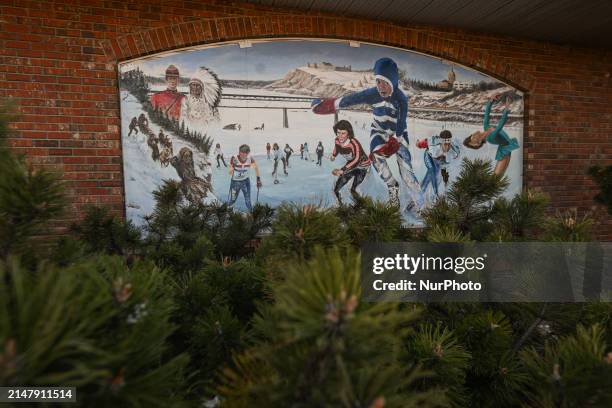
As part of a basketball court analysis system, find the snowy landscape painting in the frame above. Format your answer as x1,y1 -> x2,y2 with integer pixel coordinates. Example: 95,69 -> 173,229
119,39 -> 524,227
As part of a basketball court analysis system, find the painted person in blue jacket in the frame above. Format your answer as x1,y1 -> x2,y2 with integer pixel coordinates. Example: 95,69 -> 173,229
311,57 -> 424,212
463,92 -> 519,176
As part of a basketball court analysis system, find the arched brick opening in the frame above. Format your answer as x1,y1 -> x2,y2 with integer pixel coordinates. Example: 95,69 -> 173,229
101,16 -> 535,93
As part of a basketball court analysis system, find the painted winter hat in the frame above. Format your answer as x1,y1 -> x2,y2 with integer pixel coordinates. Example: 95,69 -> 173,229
373,58 -> 399,91
165,64 -> 180,78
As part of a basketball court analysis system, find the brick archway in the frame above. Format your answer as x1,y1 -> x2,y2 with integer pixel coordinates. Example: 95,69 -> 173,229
100,15 -> 535,93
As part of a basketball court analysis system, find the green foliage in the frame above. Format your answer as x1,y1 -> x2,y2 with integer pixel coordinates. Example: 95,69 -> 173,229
426,225 -> 471,242
455,310 -> 529,407
543,208 -> 593,242
406,323 -> 471,406
0,101 -> 65,258
489,190 -> 549,240
334,195 -> 403,244
70,206 -> 142,256
260,203 -> 350,261
218,248 -> 445,407
422,159 -> 508,240
145,181 -> 273,270
521,324 -> 612,407
0,256 -> 189,407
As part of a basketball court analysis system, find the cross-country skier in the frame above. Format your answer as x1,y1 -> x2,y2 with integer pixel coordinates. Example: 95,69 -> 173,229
266,142 -> 271,160
416,129 -> 460,201
316,141 -> 324,166
228,144 -> 262,211
462,92 -> 519,176
312,57 -> 424,213
214,143 -> 227,168
330,120 -> 371,205
303,142 -> 310,161
300,144 -> 304,160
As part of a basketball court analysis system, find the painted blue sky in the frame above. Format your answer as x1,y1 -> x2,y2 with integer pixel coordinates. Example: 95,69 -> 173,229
124,39 -> 496,84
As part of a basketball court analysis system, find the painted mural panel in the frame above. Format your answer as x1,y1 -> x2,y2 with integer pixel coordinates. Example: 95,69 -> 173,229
119,39 -> 523,227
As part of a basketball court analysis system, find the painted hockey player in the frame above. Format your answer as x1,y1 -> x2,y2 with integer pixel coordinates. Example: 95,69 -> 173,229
312,57 -> 424,212
228,144 -> 262,211
170,147 -> 212,204
150,65 -> 184,121
416,129 -> 461,200
463,92 -> 519,176
330,120 -> 371,205
179,66 -> 222,132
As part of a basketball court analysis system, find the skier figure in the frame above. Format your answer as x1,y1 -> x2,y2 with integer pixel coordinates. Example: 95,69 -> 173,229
214,143 -> 227,168
316,141 -> 324,166
271,143 -> 288,184
462,93 -> 519,176
312,57 -> 424,213
300,144 -> 304,160
330,120 -> 371,205
303,142 -> 310,161
284,144 -> 294,167
228,144 -> 262,212
266,142 -> 271,160
416,129 -> 460,201
127,117 -> 138,137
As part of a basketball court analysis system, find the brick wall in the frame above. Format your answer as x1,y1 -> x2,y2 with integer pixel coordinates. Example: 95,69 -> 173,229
1,0 -> 610,239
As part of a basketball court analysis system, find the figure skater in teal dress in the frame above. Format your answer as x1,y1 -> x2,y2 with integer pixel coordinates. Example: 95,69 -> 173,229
463,93 -> 520,176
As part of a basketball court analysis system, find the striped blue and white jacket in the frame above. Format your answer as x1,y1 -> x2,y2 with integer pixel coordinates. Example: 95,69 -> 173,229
337,88 -> 409,146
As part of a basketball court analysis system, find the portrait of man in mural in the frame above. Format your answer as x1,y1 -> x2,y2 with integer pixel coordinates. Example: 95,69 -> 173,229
150,64 -> 184,120
179,66 -> 222,132
312,57 -> 425,214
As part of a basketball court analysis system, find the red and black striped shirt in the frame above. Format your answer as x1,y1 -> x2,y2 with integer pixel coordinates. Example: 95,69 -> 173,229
332,137 -> 371,171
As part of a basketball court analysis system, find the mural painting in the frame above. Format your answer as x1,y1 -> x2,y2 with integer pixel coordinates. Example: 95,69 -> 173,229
119,39 -> 523,226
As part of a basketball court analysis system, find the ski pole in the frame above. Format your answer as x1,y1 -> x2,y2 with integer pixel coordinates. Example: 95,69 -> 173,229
256,186 -> 260,205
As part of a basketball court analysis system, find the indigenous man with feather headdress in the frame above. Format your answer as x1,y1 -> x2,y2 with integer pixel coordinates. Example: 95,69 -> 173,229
180,66 -> 222,132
